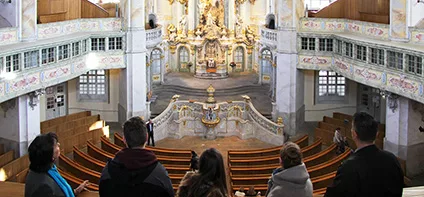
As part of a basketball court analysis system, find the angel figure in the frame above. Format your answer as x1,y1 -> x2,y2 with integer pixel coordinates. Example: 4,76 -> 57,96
179,15 -> 187,38
167,24 -> 177,42
235,14 -> 243,39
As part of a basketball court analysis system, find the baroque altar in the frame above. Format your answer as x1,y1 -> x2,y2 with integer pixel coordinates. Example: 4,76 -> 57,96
166,0 -> 257,79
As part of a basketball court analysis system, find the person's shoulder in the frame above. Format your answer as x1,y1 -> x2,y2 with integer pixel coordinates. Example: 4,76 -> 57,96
378,149 -> 400,163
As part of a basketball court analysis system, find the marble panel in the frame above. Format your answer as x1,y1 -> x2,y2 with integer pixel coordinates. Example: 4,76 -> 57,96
0,82 -> 4,96
7,72 -> 40,93
43,65 -> 71,82
353,67 -> 383,87
79,21 -> 101,32
346,22 -> 362,34
297,55 -> 332,70
410,29 -> 424,44
37,24 -> 63,39
300,20 -> 321,31
386,74 -> 419,96
130,0 -> 145,28
364,25 -> 389,39
0,28 -> 18,45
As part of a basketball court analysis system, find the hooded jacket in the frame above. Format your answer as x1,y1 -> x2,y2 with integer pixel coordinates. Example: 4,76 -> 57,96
99,148 -> 174,197
266,163 -> 313,197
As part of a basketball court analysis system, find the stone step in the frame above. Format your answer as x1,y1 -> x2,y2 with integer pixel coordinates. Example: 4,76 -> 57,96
153,84 -> 270,97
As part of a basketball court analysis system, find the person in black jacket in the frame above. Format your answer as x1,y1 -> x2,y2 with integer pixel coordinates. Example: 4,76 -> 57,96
325,112 -> 404,197
25,132 -> 89,197
146,118 -> 155,146
99,117 -> 174,197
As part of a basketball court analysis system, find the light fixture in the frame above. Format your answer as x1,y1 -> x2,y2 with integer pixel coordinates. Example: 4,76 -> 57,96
28,89 -> 46,110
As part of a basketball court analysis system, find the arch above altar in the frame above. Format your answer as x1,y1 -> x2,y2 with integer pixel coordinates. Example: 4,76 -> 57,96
194,38 -> 229,79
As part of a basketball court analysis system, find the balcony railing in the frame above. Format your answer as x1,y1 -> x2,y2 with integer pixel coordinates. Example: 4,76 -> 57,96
146,25 -> 163,48
260,26 -> 278,47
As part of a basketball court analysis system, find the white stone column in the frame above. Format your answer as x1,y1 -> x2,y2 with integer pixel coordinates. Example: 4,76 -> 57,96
390,0 -> 409,41
273,0 -> 304,135
18,95 -> 40,156
188,0 -> 196,35
20,0 -> 37,41
228,0 -> 235,32
118,0 -> 148,123
0,95 -> 40,158
384,96 -> 424,177
408,0 -> 424,26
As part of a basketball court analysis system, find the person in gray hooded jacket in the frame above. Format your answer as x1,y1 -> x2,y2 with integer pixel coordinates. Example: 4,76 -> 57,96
265,142 -> 313,197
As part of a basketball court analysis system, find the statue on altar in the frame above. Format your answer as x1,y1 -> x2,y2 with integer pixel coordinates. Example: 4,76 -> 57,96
167,24 -> 177,42
196,0 -> 225,39
235,14 -> 244,39
207,58 -> 216,69
178,15 -> 187,38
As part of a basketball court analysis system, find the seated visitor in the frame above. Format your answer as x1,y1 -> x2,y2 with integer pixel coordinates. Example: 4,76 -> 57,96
189,150 -> 199,171
325,112 -> 404,197
333,127 -> 349,155
25,132 -> 89,197
176,148 -> 228,197
99,117 -> 174,197
265,142 -> 313,197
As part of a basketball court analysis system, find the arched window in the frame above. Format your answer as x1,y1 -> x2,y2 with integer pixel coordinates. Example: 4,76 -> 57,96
179,47 -> 189,71
234,47 -> 244,71
151,49 -> 161,75
261,49 -> 272,75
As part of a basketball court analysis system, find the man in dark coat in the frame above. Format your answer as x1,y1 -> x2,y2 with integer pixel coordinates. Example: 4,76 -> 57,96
146,118 -> 155,146
325,112 -> 404,197
99,117 -> 173,197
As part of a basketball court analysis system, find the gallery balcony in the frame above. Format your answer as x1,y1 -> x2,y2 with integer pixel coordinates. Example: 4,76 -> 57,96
146,25 -> 163,48
260,25 -> 278,48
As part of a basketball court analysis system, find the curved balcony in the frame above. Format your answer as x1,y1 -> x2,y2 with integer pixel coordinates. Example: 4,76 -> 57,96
146,25 -> 163,48
260,25 -> 278,48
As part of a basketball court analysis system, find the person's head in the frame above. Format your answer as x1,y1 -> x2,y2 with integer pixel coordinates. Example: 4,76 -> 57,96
279,142 -> 302,169
352,112 -> 378,144
335,127 -> 341,132
191,150 -> 198,157
122,116 -> 148,148
149,118 -> 152,123
193,148 -> 227,195
28,132 -> 60,172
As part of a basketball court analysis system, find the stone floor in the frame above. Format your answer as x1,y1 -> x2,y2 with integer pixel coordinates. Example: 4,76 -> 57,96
150,72 -> 273,116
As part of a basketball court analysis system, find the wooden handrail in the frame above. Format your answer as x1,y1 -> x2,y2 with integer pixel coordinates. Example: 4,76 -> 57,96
58,154 -> 101,184
81,0 -> 109,18
58,168 -> 99,191
73,146 -> 106,173
0,150 -> 14,168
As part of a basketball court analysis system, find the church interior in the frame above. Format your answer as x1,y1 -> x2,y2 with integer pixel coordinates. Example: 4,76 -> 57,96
1,0 -> 424,196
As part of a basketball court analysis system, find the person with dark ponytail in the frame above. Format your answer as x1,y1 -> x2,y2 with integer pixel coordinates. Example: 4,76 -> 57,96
25,132 -> 89,197
265,142 -> 313,197
177,148 -> 228,197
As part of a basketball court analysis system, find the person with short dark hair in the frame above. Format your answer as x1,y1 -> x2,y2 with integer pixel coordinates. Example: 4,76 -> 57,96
25,132 -> 89,197
325,112 -> 404,197
99,117 -> 174,197
265,142 -> 313,197
189,150 -> 199,171
176,148 -> 228,197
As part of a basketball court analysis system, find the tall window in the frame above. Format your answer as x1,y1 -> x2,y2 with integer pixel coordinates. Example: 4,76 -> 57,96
370,48 -> 384,65
406,54 -> 422,75
234,47 -> 244,70
319,38 -> 333,52
58,44 -> 70,61
5,54 -> 21,72
356,45 -> 366,61
42,47 -> 55,64
109,37 -> 123,50
261,49 -> 272,76
179,47 -> 189,65
387,51 -> 403,70
78,70 -> 108,102
91,38 -> 106,51
82,39 -> 88,53
72,42 -> 80,57
24,51 -> 39,69
151,49 -> 161,75
344,42 -> 353,58
335,40 -> 342,54
301,37 -> 316,51
316,71 -> 346,103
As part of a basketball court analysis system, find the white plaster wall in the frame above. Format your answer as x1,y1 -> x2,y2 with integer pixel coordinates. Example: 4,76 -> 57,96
303,70 -> 357,121
407,101 -> 424,146
250,0 -> 267,26
0,0 -> 18,27
0,99 -> 20,141
68,69 -> 121,122
409,1 -> 424,26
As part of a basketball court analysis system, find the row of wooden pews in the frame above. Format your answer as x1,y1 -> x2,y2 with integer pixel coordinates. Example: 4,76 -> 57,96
227,134 -> 352,195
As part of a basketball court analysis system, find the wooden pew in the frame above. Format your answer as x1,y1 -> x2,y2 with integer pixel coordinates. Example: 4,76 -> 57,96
304,144 -> 337,168
227,135 -> 309,158
58,155 -> 101,184
229,149 -> 351,177
102,136 -> 192,158
56,120 -> 104,140
57,168 -> 99,191
113,133 -> 193,157
73,147 -> 106,173
228,138 -> 323,167
2,155 -> 29,182
0,150 -> 14,168
61,126 -> 105,154
14,168 -> 29,183
41,111 -> 91,133
0,144 -> 4,155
